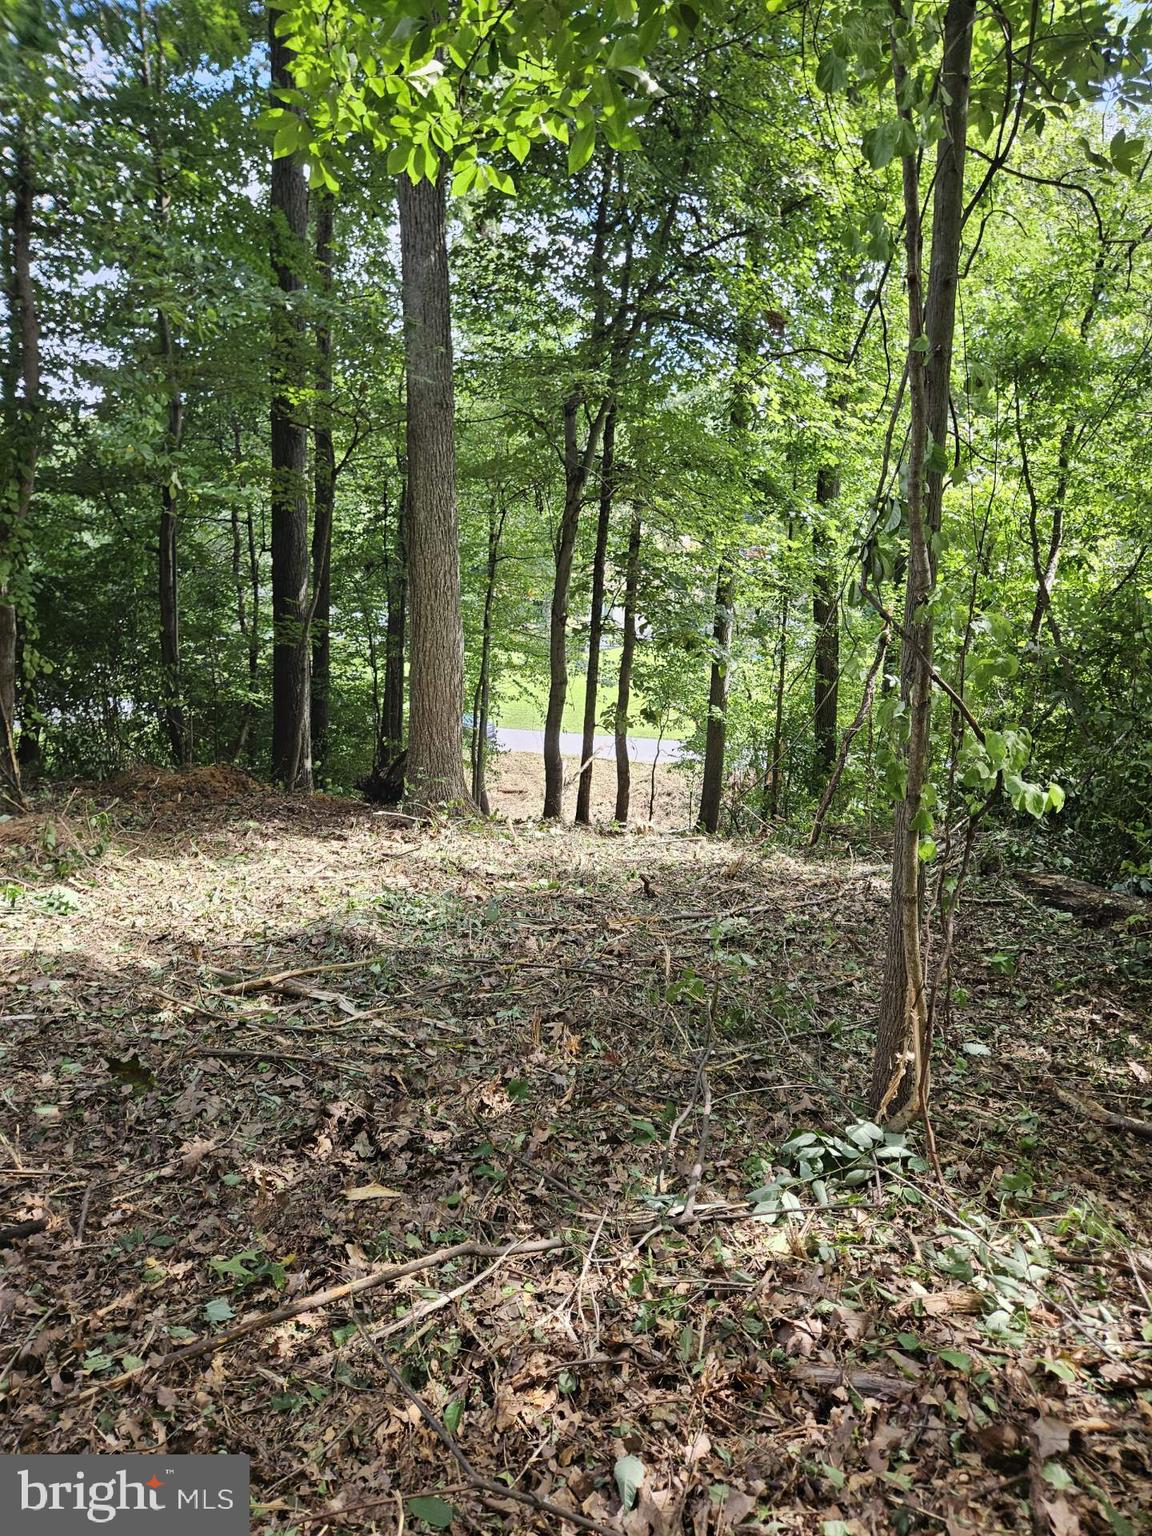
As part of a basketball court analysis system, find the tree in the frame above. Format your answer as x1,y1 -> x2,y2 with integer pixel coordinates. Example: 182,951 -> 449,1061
575,403 -> 616,824
268,10 -> 312,790
310,187 -> 336,774
0,0 -> 54,811
398,170 -> 472,810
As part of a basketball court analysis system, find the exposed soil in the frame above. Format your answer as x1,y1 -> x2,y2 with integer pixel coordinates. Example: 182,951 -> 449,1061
2,778 -> 1151,1535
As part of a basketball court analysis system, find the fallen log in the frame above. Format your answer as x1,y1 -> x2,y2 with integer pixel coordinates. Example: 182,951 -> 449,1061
1015,872 -> 1148,929
1052,1085 -> 1152,1140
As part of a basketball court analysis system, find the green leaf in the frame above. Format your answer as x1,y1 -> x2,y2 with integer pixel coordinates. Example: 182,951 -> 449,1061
936,1348 -> 973,1372
407,1496 -> 456,1529
614,1453 -> 645,1511
815,51 -> 848,93
1043,1462 -> 1075,1491
568,121 -> 596,174
444,1399 -> 464,1433
1041,1357 -> 1077,1383
203,1297 -> 235,1324
917,836 -> 937,863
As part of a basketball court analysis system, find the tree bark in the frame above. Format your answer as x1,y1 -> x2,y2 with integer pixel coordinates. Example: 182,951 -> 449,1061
470,501 -> 505,815
157,308 -> 187,766
380,477 -> 407,759
543,393 -> 610,819
809,623 -> 890,847
813,465 -> 840,778
575,403 -> 616,825
696,559 -> 734,833
311,187 -> 336,774
766,571 -> 790,820
228,421 -> 260,762
871,0 -> 975,1127
613,510 -> 642,824
137,0 -> 188,767
397,170 -> 472,813
269,13 -> 312,790
0,126 -> 40,812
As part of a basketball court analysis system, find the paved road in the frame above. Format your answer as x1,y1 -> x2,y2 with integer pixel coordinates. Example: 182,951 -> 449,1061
496,727 -> 685,764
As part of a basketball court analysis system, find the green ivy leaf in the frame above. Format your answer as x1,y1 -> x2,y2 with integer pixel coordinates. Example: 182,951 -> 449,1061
407,1496 -> 456,1529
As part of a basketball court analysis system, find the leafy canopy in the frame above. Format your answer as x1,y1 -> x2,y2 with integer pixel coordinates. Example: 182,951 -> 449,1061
266,0 -> 715,191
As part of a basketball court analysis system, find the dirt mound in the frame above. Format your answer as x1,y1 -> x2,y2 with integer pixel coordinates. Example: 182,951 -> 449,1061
103,763 -> 267,802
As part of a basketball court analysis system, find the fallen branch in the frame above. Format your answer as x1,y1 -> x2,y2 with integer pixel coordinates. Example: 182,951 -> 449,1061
67,1235 -> 571,1399
791,1363 -> 914,1399
220,958 -> 388,995
1053,1084 -> 1152,1140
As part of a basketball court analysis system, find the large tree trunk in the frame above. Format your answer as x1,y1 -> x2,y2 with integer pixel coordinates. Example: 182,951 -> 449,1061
311,188 -> 336,774
872,0 -> 975,1127
543,393 -> 610,819
0,127 -> 40,812
380,477 -> 407,759
613,510 -> 642,824
575,403 -> 616,825
397,171 -> 472,813
269,15 -> 312,789
813,465 -> 840,778
696,559 -> 734,833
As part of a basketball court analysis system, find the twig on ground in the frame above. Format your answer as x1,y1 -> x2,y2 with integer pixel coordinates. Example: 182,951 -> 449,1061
64,1236 -> 572,1401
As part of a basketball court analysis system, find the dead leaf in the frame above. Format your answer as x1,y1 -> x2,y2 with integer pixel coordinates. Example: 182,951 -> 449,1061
343,1184 -> 401,1201
717,1489 -> 756,1531
1032,1416 -> 1072,1461
1042,1497 -> 1080,1535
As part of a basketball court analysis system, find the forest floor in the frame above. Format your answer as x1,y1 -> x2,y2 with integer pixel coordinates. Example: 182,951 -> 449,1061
2,768 -> 1152,1536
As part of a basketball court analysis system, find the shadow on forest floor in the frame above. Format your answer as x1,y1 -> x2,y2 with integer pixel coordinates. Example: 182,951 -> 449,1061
2,772 -> 1151,1534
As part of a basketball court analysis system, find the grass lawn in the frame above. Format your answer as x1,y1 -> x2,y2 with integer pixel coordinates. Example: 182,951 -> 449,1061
491,648 -> 689,740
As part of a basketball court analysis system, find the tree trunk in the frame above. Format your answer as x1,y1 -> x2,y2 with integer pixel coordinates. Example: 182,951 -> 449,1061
311,187 -> 336,774
613,510 -> 642,824
397,170 -> 472,813
872,0 -> 975,1127
766,575 -> 789,820
157,307 -> 187,766
269,14 -> 312,789
138,1 -> 188,768
0,127 -> 40,812
809,622 -> 890,847
813,465 -> 840,778
543,393 -> 610,819
470,502 -> 505,815
575,403 -> 616,825
228,421 -> 259,762
696,559 -> 734,833
380,478 -> 407,759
